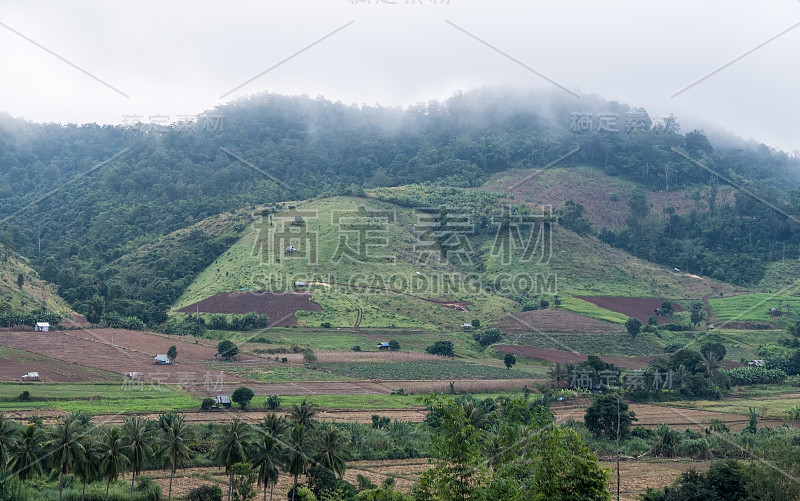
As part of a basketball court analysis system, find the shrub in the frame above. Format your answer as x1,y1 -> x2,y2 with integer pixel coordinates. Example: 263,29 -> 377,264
351,345 -> 361,352
186,485 -> 222,501
625,318 -> 642,338
201,397 -> 215,410
321,322 -> 331,328
18,391 -> 30,402
135,476 -> 162,501
216,340 -> 239,360
724,366 -> 787,386
477,328 -> 502,347
426,341 -> 454,357
264,394 -> 281,410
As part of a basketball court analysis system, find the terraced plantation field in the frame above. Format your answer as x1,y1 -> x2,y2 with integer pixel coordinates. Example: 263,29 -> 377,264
496,309 -> 624,334
318,360 -> 529,380
709,293 -> 800,323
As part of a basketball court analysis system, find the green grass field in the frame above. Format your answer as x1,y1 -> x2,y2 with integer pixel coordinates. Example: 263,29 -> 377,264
207,364 -> 349,383
0,383 -> 199,414
709,293 -> 800,322
557,296 -> 629,324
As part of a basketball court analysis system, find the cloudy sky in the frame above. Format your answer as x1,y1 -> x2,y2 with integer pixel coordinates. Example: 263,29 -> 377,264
1,1 -> 798,152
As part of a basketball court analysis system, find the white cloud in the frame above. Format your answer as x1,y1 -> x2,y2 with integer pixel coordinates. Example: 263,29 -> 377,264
1,0 -> 798,151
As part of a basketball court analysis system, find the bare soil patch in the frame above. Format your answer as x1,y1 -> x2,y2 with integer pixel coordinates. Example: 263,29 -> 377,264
494,345 -> 653,369
0,357 -> 113,383
179,292 -> 322,327
604,459 -> 711,501
0,330 -> 243,385
555,401 -> 784,433
496,309 -> 624,334
576,296 -> 684,324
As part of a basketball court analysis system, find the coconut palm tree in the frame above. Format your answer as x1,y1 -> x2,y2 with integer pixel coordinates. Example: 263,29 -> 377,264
314,424 -> 346,479
99,427 -> 131,501
257,413 -> 286,438
289,400 -> 318,428
0,413 -> 18,469
74,434 -> 102,501
672,365 -> 694,394
252,429 -> 284,501
213,417 -> 254,501
121,416 -> 153,501
47,415 -> 85,501
11,424 -> 45,485
285,424 -> 314,501
547,363 -> 568,388
155,413 -> 192,501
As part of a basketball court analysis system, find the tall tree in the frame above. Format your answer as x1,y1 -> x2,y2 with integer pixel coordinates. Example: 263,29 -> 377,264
214,417 -> 254,501
314,424 -> 346,479
0,413 -> 17,470
155,413 -> 192,501
284,424 -> 315,501
121,416 -> 153,501
47,415 -> 85,501
11,424 -> 44,485
289,400 -> 318,428
252,429 -> 284,501
74,434 -> 102,501
98,427 -> 130,501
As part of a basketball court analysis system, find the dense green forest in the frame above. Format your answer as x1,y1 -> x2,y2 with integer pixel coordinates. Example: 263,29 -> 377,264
0,89 -> 798,323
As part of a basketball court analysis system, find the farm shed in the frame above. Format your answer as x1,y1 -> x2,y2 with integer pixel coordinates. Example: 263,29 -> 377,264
154,354 -> 172,365
127,371 -> 144,380
34,322 -> 50,332
216,395 -> 232,408
747,360 -> 764,367
461,323 -> 473,330
285,246 -> 298,253
294,281 -> 307,287
22,372 -> 40,381
377,342 -> 390,351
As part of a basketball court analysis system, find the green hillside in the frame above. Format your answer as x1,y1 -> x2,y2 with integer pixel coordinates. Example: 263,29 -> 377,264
174,196 -> 517,330
0,246 -> 72,315
174,185 -> 746,331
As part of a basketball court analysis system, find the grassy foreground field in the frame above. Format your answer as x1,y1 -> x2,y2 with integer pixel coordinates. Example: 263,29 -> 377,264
0,382 -> 199,414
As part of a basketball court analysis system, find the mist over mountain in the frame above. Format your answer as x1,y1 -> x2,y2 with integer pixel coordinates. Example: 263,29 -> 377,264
0,88 -> 798,322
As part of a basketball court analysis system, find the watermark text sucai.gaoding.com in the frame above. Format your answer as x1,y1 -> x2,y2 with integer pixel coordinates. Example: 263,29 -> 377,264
248,271 -> 558,296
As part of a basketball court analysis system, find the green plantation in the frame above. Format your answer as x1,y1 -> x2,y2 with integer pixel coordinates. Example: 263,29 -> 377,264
0,383 -> 199,414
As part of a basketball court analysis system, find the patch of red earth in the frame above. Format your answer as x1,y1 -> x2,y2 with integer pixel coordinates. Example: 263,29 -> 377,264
0,330 -> 247,385
178,292 -> 322,327
0,357 -> 113,383
576,296 -> 683,324
496,309 -> 624,334
494,345 -> 654,369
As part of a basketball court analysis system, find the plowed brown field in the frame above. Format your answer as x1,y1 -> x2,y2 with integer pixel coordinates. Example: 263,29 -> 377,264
178,291 -> 322,326
576,296 -> 684,324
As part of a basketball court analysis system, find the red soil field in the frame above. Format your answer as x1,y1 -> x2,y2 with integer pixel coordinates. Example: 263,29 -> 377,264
178,292 -> 322,327
0,330 -> 245,386
494,345 -> 653,369
0,357 -> 114,383
576,296 -> 684,324
496,309 -> 624,334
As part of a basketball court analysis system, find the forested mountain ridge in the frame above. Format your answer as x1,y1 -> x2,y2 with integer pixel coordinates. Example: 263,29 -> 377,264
0,89 -> 798,323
